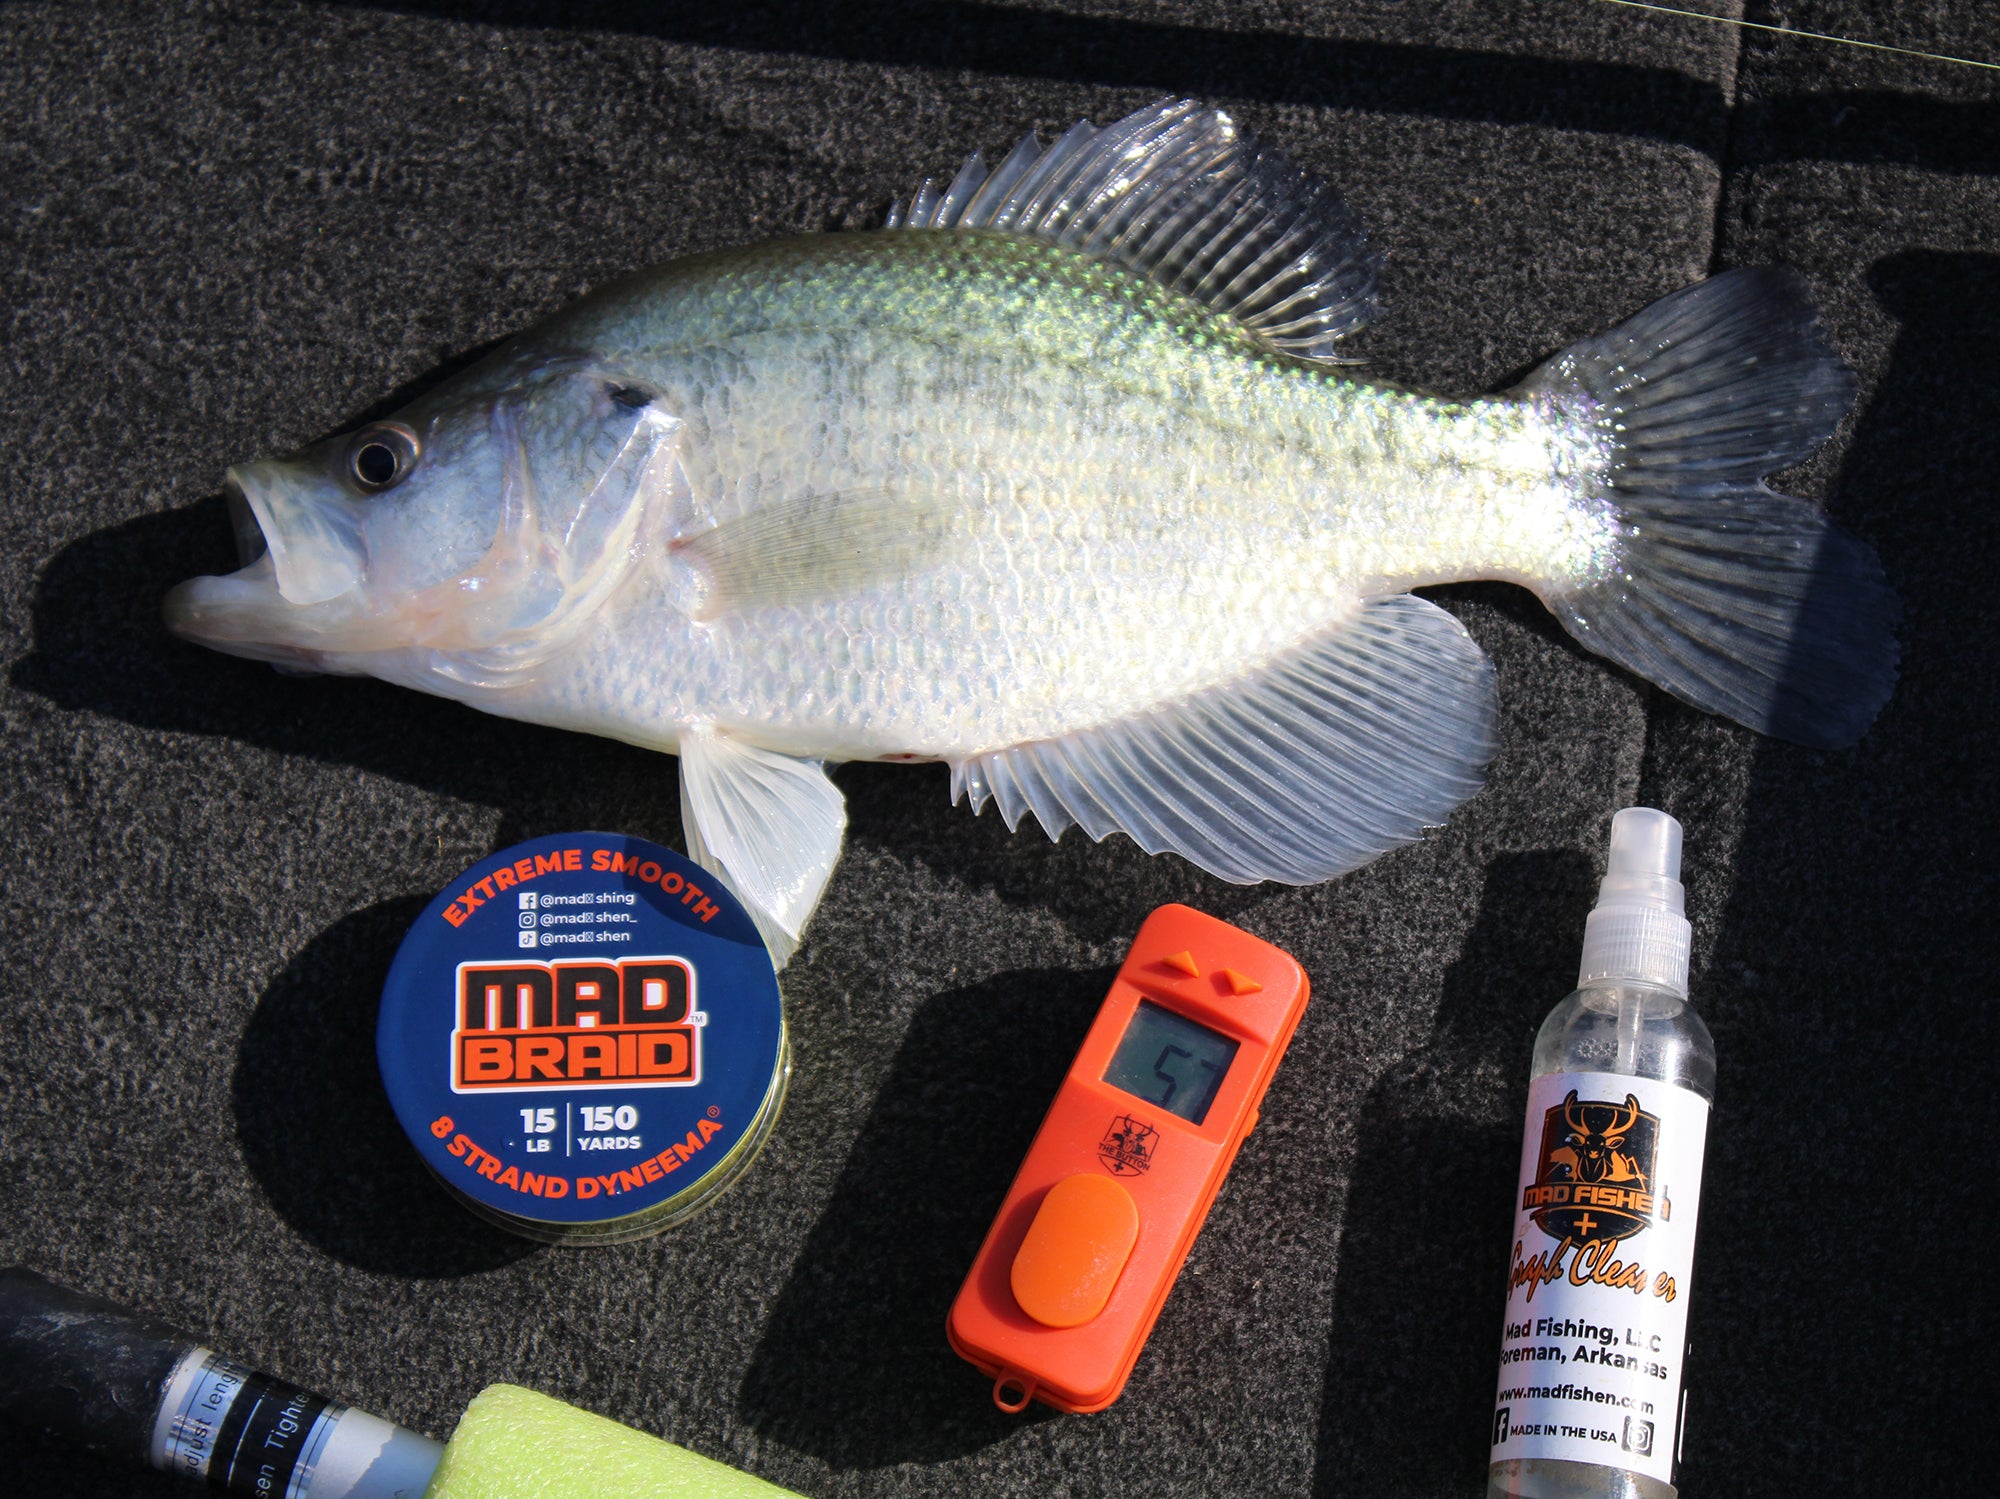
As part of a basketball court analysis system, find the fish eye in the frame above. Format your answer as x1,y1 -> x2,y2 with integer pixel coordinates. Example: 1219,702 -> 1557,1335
345,422 -> 422,493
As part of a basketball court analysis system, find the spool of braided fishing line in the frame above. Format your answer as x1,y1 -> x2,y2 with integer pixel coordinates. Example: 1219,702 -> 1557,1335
377,833 -> 787,1243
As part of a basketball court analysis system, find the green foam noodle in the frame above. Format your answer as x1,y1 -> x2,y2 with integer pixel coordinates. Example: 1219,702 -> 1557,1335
425,1384 -> 806,1498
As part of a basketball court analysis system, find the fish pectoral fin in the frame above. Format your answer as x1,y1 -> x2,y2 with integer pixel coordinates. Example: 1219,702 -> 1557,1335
949,594 -> 1498,884
890,98 -> 1377,360
679,728 -> 847,968
667,487 -> 960,620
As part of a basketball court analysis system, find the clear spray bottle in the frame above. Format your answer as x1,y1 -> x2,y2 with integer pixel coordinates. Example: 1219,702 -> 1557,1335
1486,808 -> 1715,1499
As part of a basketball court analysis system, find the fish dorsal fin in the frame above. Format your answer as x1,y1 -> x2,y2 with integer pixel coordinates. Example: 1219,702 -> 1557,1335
889,98 -> 1377,360
679,727 -> 847,969
948,594 -> 1496,884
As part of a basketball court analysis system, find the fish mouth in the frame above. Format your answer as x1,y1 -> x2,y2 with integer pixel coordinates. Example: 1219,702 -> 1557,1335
163,555 -> 328,671
226,477 -> 270,569
162,469 -> 357,671
230,459 -> 367,606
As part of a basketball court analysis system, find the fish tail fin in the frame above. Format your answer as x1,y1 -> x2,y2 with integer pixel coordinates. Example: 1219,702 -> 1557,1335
1521,266 -> 1898,748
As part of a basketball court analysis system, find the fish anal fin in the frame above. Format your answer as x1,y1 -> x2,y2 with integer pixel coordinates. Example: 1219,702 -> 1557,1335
949,594 -> 1497,884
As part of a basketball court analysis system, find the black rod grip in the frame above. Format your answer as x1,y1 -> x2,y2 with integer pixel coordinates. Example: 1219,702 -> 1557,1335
0,1266 -> 193,1464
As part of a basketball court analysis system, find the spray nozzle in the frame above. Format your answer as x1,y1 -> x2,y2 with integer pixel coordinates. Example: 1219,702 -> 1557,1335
1606,806 -> 1680,882
1596,806 -> 1686,915
1578,807 -> 1692,995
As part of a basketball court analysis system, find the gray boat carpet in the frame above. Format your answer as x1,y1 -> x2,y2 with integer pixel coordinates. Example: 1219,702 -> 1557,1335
1,3 -> 1993,1495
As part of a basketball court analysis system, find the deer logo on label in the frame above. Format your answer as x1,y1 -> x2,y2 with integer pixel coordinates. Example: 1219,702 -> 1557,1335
1522,1091 -> 1661,1244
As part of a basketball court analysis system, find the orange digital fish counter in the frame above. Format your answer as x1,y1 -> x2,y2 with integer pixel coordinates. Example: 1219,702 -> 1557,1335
947,904 -> 1311,1413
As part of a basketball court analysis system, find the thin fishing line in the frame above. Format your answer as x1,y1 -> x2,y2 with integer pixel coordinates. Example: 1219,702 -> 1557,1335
1588,0 -> 2000,72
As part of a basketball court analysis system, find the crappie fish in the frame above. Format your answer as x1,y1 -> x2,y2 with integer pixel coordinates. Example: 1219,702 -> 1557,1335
164,100 -> 1896,963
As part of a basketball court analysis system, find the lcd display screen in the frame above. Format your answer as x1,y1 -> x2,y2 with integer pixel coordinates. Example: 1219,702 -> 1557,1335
1101,1001 -> 1240,1125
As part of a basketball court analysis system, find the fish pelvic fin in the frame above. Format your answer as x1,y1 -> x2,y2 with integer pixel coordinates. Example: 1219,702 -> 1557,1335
949,594 -> 1496,884
680,728 -> 847,969
889,98 -> 1377,361
1521,267 -> 1898,749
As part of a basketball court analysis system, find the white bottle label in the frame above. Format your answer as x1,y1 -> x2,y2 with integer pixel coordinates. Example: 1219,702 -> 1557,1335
1489,1071 -> 1708,1486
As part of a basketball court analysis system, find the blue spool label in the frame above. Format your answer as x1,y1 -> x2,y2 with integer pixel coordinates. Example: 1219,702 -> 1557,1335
377,833 -> 782,1228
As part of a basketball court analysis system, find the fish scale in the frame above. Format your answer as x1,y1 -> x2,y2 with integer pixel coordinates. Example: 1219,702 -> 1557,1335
528,232 -> 1592,757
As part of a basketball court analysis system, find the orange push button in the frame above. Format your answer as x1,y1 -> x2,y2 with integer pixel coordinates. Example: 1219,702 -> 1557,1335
1009,1173 -> 1141,1328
